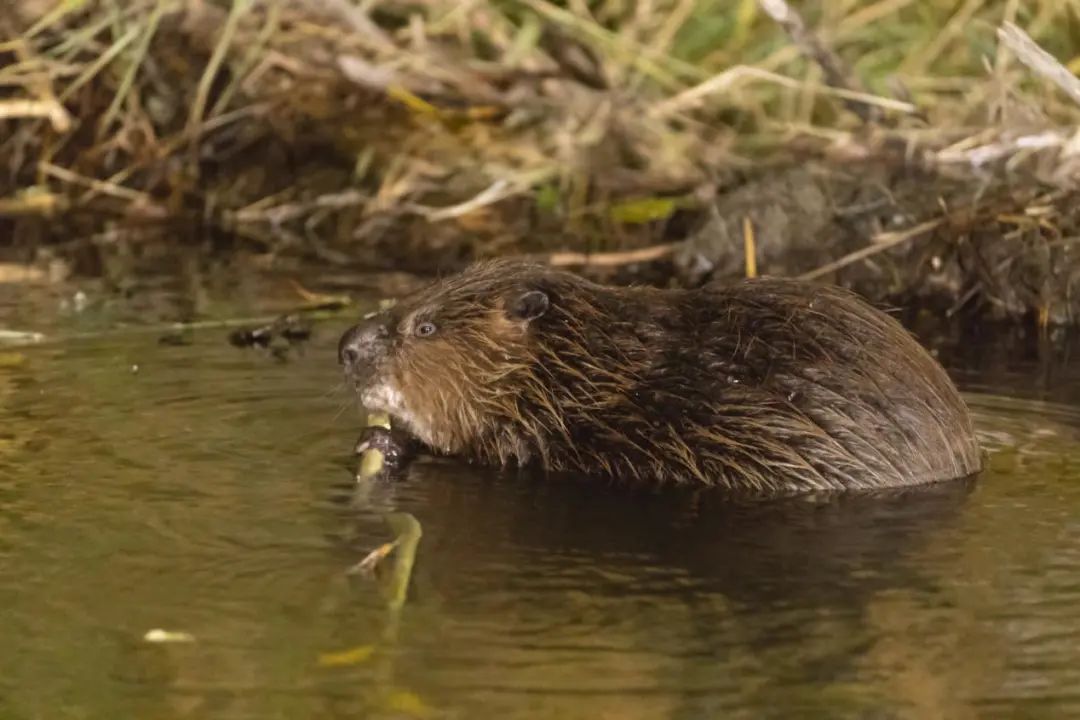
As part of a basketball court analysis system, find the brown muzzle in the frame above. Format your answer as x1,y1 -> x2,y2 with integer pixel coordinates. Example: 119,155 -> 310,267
338,317 -> 390,375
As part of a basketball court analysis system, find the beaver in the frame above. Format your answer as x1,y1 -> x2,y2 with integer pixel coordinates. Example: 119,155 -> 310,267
338,259 -> 982,494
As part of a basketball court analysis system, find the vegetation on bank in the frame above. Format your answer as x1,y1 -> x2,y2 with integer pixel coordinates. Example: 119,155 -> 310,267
3,1 -> 1080,321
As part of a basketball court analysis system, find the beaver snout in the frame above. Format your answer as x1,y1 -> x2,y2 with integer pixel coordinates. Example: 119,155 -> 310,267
338,317 -> 389,371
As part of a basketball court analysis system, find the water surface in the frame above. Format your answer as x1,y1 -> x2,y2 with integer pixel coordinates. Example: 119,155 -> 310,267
2,313 -> 1080,720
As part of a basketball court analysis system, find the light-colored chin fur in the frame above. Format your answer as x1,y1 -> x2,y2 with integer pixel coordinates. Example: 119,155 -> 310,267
360,380 -> 404,416
360,379 -> 428,445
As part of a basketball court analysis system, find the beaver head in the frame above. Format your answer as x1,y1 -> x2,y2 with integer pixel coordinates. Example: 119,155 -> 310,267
338,260 -> 588,465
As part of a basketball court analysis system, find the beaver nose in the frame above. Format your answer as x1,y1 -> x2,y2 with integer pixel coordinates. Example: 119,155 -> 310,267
338,318 -> 387,369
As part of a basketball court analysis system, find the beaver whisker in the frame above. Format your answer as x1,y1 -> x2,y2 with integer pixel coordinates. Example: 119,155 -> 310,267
330,397 -> 357,424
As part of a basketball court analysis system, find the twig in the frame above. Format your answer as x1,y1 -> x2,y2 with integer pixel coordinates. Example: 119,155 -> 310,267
51,3 -> 156,60
546,242 -> 679,268
416,180 -> 510,221
743,216 -> 757,278
0,98 -> 71,132
934,129 -> 1070,168
58,25 -> 139,101
22,0 -> 87,39
757,0 -> 880,123
798,218 -> 944,281
409,167 -> 559,222
337,54 -> 403,94
349,541 -> 399,575
998,21 -> 1080,109
651,66 -> 916,119
0,191 -> 67,217
40,162 -> 165,215
229,189 -> 367,225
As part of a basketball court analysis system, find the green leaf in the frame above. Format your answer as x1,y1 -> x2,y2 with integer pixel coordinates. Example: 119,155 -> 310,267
608,196 -> 679,224
535,183 -> 560,213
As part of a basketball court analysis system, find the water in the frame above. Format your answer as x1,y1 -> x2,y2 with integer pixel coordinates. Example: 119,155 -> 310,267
2,309 -> 1080,719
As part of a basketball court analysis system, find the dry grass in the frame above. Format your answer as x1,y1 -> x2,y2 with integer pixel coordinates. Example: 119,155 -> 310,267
2,0 -> 1080,285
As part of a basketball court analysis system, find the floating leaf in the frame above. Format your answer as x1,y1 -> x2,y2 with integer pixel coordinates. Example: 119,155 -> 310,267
318,644 -> 376,667
0,331 -> 45,346
143,628 -> 195,644
382,690 -> 434,718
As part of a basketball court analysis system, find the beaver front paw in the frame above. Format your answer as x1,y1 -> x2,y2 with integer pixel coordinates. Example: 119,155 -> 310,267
354,426 -> 414,478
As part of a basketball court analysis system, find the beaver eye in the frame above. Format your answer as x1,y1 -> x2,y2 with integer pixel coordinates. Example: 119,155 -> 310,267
415,321 -> 437,338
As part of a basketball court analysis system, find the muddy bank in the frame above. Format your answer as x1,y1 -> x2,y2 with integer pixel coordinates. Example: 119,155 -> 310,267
8,157 -> 1079,329
675,160 -> 1080,325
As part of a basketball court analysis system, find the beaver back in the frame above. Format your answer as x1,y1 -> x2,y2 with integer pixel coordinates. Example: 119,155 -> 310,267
518,275 -> 981,492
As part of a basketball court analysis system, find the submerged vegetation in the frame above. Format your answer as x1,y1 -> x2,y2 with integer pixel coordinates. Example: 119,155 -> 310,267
3,1 -> 1080,321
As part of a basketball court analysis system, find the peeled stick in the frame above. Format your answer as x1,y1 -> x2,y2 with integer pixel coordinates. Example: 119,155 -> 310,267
357,411 -> 392,480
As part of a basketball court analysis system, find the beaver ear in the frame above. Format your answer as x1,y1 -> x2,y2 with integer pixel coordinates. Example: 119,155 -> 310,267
508,289 -> 550,322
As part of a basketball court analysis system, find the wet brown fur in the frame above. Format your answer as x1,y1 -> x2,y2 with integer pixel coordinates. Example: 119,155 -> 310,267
343,259 -> 982,493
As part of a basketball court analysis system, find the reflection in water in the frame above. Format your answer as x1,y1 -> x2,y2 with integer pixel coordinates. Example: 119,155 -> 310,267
1,321 -> 1080,719
370,463 -> 979,718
